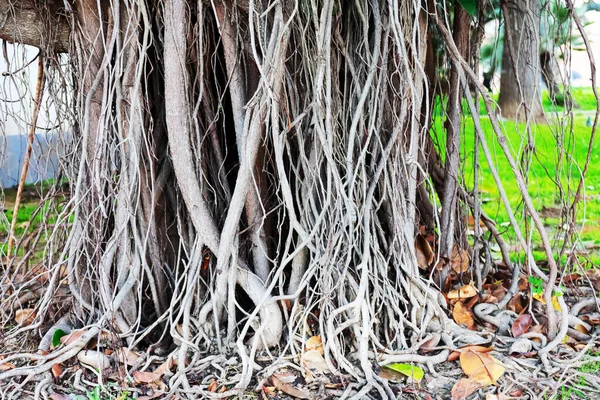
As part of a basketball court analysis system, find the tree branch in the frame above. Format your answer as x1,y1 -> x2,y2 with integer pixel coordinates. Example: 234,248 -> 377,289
0,0 -> 70,53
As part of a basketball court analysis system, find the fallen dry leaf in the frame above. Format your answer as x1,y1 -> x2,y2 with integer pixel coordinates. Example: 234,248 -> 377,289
132,370 -> 162,384
305,335 -> 324,355
453,301 -> 476,330
415,234 -> 434,270
449,345 -> 493,361
511,314 -> 532,337
15,309 -> 36,326
420,332 -> 441,352
271,374 -> 311,399
0,357 -> 16,371
377,366 -> 407,383
459,350 -> 505,386
60,330 -> 88,346
581,313 -> 600,325
450,246 -> 470,273
574,324 -> 590,335
116,347 -> 141,366
262,386 -> 276,396
447,284 -> 479,299
154,356 -> 176,375
207,381 -> 218,392
451,378 -> 483,400
51,363 -> 63,380
301,350 -> 329,373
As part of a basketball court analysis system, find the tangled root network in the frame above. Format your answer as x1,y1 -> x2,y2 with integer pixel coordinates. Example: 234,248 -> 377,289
0,0 -> 599,399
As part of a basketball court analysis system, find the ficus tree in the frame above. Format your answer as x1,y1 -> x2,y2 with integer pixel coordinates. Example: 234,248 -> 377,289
0,0 -> 595,397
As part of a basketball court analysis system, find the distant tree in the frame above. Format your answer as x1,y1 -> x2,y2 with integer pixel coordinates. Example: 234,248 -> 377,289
498,0 -> 545,121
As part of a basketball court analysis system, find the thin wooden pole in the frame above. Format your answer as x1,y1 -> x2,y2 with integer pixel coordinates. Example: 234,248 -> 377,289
7,54 -> 45,259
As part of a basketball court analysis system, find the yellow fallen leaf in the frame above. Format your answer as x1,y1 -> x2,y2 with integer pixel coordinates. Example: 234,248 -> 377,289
459,350 -> 505,386
15,309 -> 36,326
453,302 -> 476,330
532,293 -> 561,311
448,345 -> 493,361
305,335 -> 324,355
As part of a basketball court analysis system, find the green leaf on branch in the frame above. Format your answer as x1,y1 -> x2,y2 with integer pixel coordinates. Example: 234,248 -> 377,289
51,329 -> 67,348
457,0 -> 477,17
383,363 -> 424,383
528,276 -> 543,295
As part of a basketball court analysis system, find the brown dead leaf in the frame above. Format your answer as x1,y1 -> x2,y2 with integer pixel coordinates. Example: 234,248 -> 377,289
415,234 -> 434,270
218,385 -> 227,393
581,314 -> 600,325
574,324 -> 590,335
450,246 -> 470,274
207,380 -> 218,392
51,363 -> 63,380
377,366 -> 407,383
451,378 -> 483,400
305,335 -> 324,355
271,374 -> 311,399
491,285 -> 507,303
0,356 -> 16,371
447,284 -> 479,299
511,314 -> 532,337
453,301 -> 476,330
132,370 -> 162,384
420,333 -> 441,352
60,330 -> 88,346
508,389 -> 525,397
116,347 -> 141,366
154,356 -> 176,375
15,309 -> 36,326
507,294 -> 525,314
459,350 -> 505,385
301,350 -> 329,373
448,345 -> 493,361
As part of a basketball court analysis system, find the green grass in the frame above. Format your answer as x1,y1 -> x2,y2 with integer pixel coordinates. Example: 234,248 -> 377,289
431,87 -> 600,265
1,180 -> 68,258
433,87 -> 598,116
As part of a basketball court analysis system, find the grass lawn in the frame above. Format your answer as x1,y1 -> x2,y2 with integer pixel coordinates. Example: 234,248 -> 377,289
1,180 -> 68,260
431,87 -> 600,266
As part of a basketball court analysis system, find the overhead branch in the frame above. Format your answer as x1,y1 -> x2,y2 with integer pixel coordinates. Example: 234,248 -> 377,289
0,0 -> 70,53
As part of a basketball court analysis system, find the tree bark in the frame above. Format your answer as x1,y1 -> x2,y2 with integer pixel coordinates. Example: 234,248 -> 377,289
498,0 -> 545,121
439,5 -> 469,263
0,0 -> 70,53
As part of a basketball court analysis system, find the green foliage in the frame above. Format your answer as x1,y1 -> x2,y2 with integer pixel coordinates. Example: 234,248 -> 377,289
51,329 -> 67,348
529,276 -> 544,295
383,363 -> 425,382
457,0 -> 477,16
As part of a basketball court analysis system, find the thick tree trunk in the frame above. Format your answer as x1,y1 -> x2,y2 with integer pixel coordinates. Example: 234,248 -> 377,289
0,0 -> 69,52
498,0 -> 545,122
